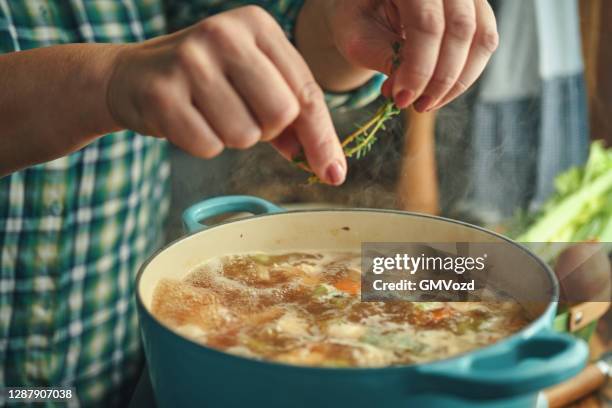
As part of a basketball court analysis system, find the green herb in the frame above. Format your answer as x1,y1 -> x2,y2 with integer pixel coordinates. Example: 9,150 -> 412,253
312,284 -> 329,297
251,254 -> 271,265
293,42 -> 403,184
412,302 -> 445,311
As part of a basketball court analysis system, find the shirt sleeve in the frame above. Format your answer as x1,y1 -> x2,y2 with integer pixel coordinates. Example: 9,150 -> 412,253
164,0 -> 383,110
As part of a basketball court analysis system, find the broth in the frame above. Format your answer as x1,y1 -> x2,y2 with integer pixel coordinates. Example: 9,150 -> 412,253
151,251 -> 529,367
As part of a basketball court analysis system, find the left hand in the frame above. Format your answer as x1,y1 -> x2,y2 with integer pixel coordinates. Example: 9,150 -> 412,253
318,0 -> 499,112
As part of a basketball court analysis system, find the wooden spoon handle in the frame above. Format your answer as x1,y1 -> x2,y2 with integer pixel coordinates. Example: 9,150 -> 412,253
544,364 -> 608,408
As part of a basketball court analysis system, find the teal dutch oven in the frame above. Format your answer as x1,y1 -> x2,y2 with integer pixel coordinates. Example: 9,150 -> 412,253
136,195 -> 589,408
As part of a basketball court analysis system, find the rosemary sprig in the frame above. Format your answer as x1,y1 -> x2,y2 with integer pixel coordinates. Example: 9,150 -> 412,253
293,42 -> 403,184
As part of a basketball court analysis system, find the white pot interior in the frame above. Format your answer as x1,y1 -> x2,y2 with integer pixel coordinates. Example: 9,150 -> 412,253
139,210 -> 554,318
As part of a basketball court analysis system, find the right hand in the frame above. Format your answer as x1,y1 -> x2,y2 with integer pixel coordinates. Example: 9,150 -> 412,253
323,0 -> 499,112
106,6 -> 347,185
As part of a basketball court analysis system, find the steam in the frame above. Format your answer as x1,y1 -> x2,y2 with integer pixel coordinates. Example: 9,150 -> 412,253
165,92 -> 481,243
228,96 -> 405,209
227,92 -> 486,214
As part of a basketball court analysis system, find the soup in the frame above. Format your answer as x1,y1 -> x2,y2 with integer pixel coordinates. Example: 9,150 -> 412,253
151,251 -> 530,367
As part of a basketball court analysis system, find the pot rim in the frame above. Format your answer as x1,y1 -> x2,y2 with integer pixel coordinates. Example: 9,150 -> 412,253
136,208 -> 559,373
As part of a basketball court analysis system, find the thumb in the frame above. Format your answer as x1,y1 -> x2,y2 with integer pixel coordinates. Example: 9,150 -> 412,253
335,3 -> 403,75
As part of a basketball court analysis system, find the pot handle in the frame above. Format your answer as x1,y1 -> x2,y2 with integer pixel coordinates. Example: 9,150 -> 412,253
182,195 -> 284,232
418,329 -> 588,398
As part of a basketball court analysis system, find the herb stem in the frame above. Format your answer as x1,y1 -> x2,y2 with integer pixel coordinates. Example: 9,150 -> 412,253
340,103 -> 388,148
344,102 -> 393,157
293,41 -> 403,184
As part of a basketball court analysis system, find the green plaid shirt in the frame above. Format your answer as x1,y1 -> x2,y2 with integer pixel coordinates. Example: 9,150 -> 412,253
0,1 -> 381,407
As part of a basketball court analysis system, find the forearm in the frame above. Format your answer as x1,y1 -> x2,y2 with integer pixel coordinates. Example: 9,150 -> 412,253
296,0 -> 375,93
0,44 -> 124,176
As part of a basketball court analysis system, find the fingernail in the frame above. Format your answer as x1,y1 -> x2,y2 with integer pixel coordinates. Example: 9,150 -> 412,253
414,95 -> 433,113
326,161 -> 346,186
394,90 -> 414,108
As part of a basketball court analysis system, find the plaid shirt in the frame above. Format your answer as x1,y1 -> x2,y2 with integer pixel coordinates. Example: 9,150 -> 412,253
0,1 -> 381,406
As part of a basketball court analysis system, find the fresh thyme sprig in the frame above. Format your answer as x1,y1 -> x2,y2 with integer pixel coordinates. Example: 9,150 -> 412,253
293,42 -> 403,184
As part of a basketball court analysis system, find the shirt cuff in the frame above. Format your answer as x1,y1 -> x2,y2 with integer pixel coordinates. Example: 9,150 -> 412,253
324,73 -> 386,111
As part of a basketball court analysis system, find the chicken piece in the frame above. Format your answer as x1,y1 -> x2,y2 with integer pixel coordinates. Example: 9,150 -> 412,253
326,322 -> 366,339
275,312 -> 309,337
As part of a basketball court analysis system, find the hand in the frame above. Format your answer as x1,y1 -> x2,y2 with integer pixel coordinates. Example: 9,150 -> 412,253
107,6 -> 347,185
321,0 -> 499,111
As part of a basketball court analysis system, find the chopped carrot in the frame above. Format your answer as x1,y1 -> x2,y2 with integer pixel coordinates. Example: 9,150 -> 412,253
430,307 -> 453,323
333,279 -> 360,295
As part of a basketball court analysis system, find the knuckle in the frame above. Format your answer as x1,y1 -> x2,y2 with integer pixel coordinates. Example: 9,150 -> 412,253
447,13 -> 476,41
298,81 -> 325,114
455,79 -> 468,92
302,131 -> 338,169
263,102 -> 299,136
198,19 -> 235,48
197,18 -> 223,37
478,28 -> 500,53
407,67 -> 432,83
429,74 -> 456,89
415,7 -> 445,36
143,77 -> 171,111
225,127 -> 261,149
199,143 -> 224,159
175,39 -> 215,83
242,5 -> 274,26
308,133 -> 331,154
180,134 -> 223,159
175,39 -> 198,67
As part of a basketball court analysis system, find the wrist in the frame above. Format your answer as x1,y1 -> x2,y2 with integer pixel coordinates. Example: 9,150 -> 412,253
103,43 -> 134,132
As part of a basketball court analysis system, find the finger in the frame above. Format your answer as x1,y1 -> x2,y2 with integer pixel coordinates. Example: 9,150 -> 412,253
270,127 -> 301,161
150,92 -> 224,159
381,72 -> 398,98
392,0 -> 445,108
431,0 -> 499,110
179,42 -> 262,149
172,105 -> 224,159
198,79 -> 261,149
293,83 -> 346,186
258,31 -> 347,185
413,0 -> 476,112
226,49 -> 299,141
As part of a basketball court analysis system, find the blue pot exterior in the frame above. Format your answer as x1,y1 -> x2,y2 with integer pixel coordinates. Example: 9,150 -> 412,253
138,300 -> 583,408
137,196 -> 588,408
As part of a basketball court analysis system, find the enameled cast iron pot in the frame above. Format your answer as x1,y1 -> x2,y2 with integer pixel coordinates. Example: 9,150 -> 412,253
136,195 -> 589,408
